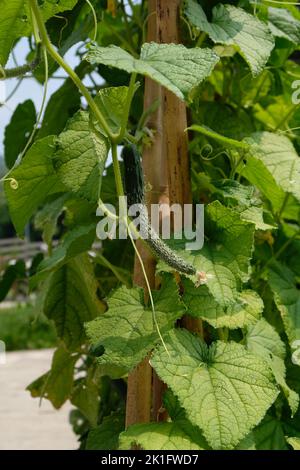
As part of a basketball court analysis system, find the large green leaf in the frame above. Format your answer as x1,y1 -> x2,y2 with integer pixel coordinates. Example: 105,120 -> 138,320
0,1 -> 79,66
0,260 -> 26,302
183,281 -> 263,329
85,276 -> 186,374
119,421 -> 207,450
31,223 -> 96,286
193,101 -> 255,141
268,7 -> 300,44
287,437 -> 300,450
240,132 -> 300,212
85,42 -> 219,101
27,345 -> 78,409
151,329 -> 278,449
43,254 -> 105,351
245,318 -> 299,415
38,79 -> 80,138
212,180 -> 275,231
4,136 -> 65,236
246,318 -> 286,361
91,86 -> 134,137
34,193 -> 70,248
33,1 -> 80,21
158,201 -> 255,306
53,111 -> 109,202
269,262 -> 300,346
86,412 -> 125,450
0,0 -> 28,67
4,99 -> 36,169
71,374 -> 100,427
253,415 -> 288,450
185,1 -> 274,76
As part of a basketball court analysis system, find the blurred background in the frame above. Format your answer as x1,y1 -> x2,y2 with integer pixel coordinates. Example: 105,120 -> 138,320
0,37 -> 91,451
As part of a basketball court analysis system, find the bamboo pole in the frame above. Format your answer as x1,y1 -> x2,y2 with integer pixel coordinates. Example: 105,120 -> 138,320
125,0 -> 160,428
157,0 -> 204,337
125,0 -> 202,428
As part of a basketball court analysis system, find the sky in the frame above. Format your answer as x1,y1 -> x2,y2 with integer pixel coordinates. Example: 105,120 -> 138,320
0,38 -> 101,164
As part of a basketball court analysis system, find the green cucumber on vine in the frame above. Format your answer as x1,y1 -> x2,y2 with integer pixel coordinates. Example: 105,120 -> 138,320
122,144 -> 207,282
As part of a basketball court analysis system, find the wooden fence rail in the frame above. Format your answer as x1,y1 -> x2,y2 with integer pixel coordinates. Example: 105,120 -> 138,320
0,238 -> 101,267
0,239 -> 49,265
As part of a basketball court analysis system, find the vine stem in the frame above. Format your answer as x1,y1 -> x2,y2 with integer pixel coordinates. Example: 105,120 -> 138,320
28,0 -> 117,142
119,72 -> 137,141
111,143 -> 125,199
196,31 -> 206,47
85,0 -> 98,42
29,0 -> 130,199
20,47 -> 48,160
97,197 -> 169,352
258,229 -> 300,276
188,124 -> 250,150
275,105 -> 299,131
94,254 -> 131,287
278,192 -> 290,221
127,226 -> 170,356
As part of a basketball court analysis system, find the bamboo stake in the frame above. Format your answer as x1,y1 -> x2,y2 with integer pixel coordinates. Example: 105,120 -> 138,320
125,0 -> 202,428
125,0 -> 160,427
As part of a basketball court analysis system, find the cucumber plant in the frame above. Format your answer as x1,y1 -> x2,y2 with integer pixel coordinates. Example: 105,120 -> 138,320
1,0 -> 300,450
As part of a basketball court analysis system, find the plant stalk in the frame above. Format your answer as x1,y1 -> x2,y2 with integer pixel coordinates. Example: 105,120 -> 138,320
29,0 -> 116,142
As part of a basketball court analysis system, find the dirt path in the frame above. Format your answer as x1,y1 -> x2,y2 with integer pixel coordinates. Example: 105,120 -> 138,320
0,349 -> 78,450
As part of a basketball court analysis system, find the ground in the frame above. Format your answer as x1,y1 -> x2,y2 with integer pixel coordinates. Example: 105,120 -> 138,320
0,349 -> 77,450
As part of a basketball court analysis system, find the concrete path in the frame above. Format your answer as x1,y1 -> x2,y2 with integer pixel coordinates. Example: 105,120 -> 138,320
0,349 -> 78,450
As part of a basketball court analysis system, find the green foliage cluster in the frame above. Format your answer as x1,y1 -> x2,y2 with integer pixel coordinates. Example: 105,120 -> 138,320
0,304 -> 57,351
1,0 -> 300,450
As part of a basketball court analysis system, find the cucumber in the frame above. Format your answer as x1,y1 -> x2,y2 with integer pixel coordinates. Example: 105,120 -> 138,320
122,145 -> 199,278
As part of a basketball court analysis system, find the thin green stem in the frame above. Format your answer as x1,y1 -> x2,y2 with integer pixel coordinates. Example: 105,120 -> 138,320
20,46 -> 49,160
188,125 -> 250,150
29,0 -> 116,141
3,78 -> 23,102
230,150 -> 246,179
196,32 -> 207,47
118,72 -> 137,142
258,229 -> 300,276
97,197 -> 167,352
106,22 -> 138,57
125,132 -> 138,144
218,328 -> 229,342
275,105 -> 299,131
120,0 -> 138,49
111,143 -> 125,198
261,0 -> 300,5
85,0 -> 98,42
127,0 -> 144,28
127,224 -> 169,355
29,4 -> 41,44
98,199 -> 119,220
251,72 -> 268,105
278,192 -> 290,221
95,254 -> 131,287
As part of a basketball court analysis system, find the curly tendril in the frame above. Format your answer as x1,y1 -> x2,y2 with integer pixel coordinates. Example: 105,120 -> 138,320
0,176 -> 19,190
